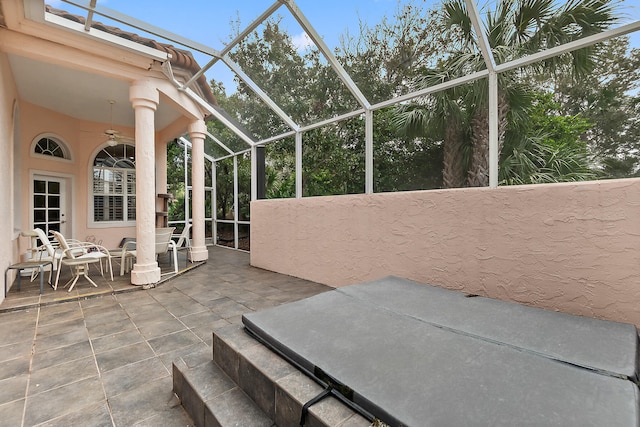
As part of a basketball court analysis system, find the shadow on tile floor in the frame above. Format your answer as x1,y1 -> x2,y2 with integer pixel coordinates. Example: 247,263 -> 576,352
0,246 -> 332,426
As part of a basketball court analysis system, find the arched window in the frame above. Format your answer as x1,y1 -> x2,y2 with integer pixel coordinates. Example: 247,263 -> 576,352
93,144 -> 136,222
33,136 -> 70,159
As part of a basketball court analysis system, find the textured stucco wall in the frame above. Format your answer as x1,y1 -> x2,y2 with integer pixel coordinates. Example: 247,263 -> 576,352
0,50 -> 20,305
19,102 -> 136,249
251,179 -> 640,326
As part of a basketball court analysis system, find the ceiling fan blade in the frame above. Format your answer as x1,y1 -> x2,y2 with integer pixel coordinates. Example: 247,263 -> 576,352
117,135 -> 135,143
103,129 -> 134,145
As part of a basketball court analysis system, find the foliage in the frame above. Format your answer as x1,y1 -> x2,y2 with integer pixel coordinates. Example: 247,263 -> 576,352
394,0 -> 619,187
551,37 -> 640,177
209,1 -> 449,200
167,140 -> 188,222
500,91 -> 596,184
167,0 -> 638,223
375,107 -> 444,191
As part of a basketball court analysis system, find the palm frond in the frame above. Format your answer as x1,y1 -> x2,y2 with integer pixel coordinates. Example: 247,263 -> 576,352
392,106 -> 432,139
512,0 -> 554,46
443,0 -> 475,48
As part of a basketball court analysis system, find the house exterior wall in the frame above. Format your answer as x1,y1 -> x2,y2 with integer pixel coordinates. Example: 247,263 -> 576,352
0,50 -> 20,304
19,102 -> 135,250
251,179 -> 640,327
0,0 -> 212,291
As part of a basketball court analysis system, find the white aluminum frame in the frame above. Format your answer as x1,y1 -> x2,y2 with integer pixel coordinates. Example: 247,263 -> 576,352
51,0 -> 640,200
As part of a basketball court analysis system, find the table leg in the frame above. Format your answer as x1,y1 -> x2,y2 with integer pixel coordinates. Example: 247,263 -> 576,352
38,265 -> 44,294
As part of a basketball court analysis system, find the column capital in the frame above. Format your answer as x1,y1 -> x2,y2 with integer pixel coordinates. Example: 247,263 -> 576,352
129,81 -> 159,110
188,120 -> 207,139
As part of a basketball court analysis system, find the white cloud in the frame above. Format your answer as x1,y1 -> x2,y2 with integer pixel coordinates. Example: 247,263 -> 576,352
291,32 -> 315,52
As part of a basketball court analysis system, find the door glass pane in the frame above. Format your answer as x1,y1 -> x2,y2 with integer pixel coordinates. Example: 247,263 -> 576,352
33,177 -> 65,233
34,195 -> 46,208
48,181 -> 60,193
48,210 -> 60,222
48,195 -> 60,208
34,210 -> 46,222
34,180 -> 46,193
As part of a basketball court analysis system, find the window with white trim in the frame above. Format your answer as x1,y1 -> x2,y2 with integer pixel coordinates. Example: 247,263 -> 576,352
33,136 -> 70,159
93,144 -> 136,222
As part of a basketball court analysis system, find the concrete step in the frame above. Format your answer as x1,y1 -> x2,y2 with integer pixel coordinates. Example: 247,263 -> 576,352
173,324 -> 370,427
173,355 -> 273,427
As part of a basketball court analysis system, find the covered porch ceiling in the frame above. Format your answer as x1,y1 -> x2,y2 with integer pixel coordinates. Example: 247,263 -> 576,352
1,0 -> 214,137
8,54 -> 177,130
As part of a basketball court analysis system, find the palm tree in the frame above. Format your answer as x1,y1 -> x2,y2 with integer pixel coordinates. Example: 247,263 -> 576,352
393,69 -> 470,188
396,0 -> 617,187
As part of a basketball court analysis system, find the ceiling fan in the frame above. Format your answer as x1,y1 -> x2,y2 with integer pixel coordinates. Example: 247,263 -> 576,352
104,100 -> 134,146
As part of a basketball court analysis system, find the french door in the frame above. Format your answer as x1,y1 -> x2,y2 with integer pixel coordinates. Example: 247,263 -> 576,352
32,175 -> 68,237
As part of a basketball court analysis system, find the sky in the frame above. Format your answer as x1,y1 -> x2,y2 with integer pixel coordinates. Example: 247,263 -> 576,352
49,0 -> 640,93
49,0 -> 413,91
89,0 -> 403,50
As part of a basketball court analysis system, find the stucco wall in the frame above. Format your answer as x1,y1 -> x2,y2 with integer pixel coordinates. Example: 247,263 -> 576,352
19,102 -> 136,249
251,179 -> 640,326
0,50 -> 19,305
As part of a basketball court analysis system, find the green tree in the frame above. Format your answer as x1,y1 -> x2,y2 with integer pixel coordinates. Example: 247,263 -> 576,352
500,91 -> 596,184
551,37 -> 640,177
226,18 -> 363,197
167,140 -> 188,222
392,74 -> 471,188
214,2 -> 448,198
395,0 -> 618,187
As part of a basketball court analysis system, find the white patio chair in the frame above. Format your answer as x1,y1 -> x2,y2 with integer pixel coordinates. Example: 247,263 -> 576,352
172,223 -> 192,264
120,227 -> 178,276
50,231 -> 113,291
32,228 -> 65,275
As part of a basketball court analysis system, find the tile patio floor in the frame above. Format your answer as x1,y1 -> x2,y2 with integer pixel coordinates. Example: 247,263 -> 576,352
0,246 -> 332,426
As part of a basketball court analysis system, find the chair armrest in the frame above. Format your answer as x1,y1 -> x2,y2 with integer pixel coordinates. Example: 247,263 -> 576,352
122,240 -> 137,251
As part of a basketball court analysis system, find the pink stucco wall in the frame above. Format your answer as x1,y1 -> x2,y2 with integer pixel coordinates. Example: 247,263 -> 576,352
19,102 -> 136,249
0,50 -> 20,294
251,179 -> 640,326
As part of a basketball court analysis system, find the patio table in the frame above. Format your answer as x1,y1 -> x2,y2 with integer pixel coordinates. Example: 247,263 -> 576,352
4,260 -> 53,296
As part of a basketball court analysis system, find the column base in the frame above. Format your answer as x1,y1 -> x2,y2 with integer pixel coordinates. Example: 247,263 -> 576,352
130,262 -> 161,285
189,246 -> 209,262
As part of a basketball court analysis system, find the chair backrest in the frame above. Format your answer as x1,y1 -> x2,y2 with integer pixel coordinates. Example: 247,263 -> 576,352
33,228 -> 59,258
175,223 -> 192,248
155,227 -> 176,255
50,231 -> 77,259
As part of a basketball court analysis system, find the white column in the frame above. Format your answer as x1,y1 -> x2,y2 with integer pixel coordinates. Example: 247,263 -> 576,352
156,138 -> 168,197
188,120 -> 209,262
129,81 -> 161,285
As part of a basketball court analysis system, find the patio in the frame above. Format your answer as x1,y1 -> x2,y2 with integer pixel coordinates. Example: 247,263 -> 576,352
0,246 -> 332,426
